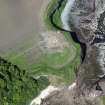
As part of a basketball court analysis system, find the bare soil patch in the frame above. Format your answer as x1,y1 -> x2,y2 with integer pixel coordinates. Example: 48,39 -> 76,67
39,31 -> 71,53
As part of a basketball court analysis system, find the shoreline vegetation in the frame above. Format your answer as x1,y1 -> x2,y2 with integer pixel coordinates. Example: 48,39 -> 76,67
44,0 -> 80,81
44,0 -> 105,105
30,0 -> 81,104
0,0 -> 105,105
0,0 -> 80,104
0,56 -> 50,105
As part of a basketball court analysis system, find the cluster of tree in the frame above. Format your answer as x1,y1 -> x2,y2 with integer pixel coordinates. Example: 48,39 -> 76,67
0,57 -> 50,105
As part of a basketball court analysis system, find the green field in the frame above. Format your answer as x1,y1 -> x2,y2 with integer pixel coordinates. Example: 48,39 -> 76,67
3,0 -> 80,85
0,58 -> 50,105
103,96 -> 105,105
0,0 -> 82,104
44,0 -> 67,29
44,0 -> 80,83
44,0 -> 105,104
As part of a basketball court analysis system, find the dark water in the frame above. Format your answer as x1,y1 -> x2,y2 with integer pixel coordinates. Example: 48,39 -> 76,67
50,0 -> 105,92
49,0 -> 86,63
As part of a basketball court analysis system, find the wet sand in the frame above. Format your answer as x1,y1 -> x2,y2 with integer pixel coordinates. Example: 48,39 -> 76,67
0,0 -> 49,53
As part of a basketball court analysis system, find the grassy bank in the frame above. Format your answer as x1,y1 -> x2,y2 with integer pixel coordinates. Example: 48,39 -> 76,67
44,0 -> 80,83
44,0 -> 67,29
0,57 -> 50,105
0,0 -> 81,104
103,97 -> 105,105
44,1 -> 105,104
3,0 -> 79,85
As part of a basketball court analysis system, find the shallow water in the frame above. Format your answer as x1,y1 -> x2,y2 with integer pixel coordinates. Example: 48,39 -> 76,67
0,0 -> 47,50
61,0 -> 75,31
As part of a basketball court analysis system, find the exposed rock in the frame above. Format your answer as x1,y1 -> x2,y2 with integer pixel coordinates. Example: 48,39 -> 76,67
40,83 -> 102,105
37,0 -> 105,105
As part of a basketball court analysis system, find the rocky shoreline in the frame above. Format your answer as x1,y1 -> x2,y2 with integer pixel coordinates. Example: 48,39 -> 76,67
36,0 -> 105,105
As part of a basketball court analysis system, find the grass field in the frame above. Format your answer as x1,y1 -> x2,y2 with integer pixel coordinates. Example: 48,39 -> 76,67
44,0 -> 105,104
0,0 -> 81,104
44,0 -> 80,83
2,0 -> 80,85
103,97 -> 105,105
44,0 -> 67,29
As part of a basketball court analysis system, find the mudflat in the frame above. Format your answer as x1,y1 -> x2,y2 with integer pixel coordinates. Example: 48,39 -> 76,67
0,0 -> 48,52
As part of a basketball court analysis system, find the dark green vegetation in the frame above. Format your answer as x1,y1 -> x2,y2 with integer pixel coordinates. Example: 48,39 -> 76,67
44,0 -> 67,29
0,0 -> 81,104
103,97 -> 105,105
44,0 -> 80,82
3,0 -> 80,85
21,0 -> 80,86
0,57 -> 50,105
45,0 -> 105,105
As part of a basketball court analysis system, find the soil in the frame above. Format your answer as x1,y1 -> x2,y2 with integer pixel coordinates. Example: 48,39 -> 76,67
0,0 -> 49,53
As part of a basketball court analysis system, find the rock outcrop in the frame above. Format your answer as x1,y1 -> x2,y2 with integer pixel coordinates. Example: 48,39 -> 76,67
39,0 -> 105,105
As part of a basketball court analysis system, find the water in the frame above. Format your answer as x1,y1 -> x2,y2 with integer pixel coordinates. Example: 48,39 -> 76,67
0,0 -> 46,50
61,0 -> 75,31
